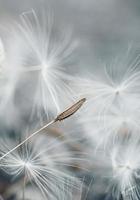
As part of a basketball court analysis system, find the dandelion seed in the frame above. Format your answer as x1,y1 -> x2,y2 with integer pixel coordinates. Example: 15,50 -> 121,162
55,98 -> 86,121
13,10 -> 78,121
76,48 -> 140,148
76,48 -> 140,120
0,136 -> 82,200
107,138 -> 140,200
88,136 -> 140,200
0,98 -> 86,161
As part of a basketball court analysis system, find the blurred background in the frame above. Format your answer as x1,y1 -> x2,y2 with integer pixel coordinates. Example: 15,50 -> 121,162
0,0 -> 140,68
0,0 -> 140,199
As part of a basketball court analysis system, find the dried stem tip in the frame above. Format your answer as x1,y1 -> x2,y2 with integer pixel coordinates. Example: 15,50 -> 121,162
55,98 -> 86,122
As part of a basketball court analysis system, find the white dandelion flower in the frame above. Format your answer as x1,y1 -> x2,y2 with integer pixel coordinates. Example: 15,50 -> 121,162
12,10 -> 78,121
0,135 -> 82,200
74,48 -> 140,148
110,139 -> 140,200
75,47 -> 140,119
91,137 -> 140,200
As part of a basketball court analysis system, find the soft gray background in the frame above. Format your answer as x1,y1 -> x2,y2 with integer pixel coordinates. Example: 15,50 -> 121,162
0,0 -> 140,69
0,1 -> 139,199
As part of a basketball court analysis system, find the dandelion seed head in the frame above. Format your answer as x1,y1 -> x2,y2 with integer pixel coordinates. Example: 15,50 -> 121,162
90,137 -> 140,200
114,85 -> 124,95
0,135 -> 82,199
76,49 -> 140,125
19,160 -> 32,169
107,138 -> 140,200
7,9 -> 78,121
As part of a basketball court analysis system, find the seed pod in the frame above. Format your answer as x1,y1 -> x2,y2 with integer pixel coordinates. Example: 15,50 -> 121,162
55,98 -> 86,122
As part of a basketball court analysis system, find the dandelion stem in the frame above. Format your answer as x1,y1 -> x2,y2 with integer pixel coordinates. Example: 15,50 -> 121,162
0,120 -> 55,161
